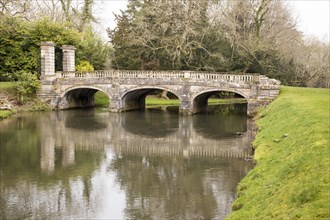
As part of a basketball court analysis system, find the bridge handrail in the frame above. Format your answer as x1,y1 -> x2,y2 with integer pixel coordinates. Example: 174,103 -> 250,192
59,70 -> 258,82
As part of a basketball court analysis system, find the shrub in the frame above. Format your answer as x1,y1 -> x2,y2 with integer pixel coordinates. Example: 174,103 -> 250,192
14,72 -> 41,104
76,61 -> 94,72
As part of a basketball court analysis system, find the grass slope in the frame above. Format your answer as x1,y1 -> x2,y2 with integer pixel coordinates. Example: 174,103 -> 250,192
228,86 -> 330,219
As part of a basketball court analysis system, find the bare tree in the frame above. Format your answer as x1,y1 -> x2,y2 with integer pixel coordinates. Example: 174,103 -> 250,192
292,38 -> 330,87
109,0 -> 328,87
0,0 -> 32,19
28,0 -> 96,30
209,0 -> 302,75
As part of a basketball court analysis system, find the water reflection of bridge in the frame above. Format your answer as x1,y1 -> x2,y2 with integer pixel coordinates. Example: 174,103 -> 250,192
0,108 -> 254,219
40,108 -> 254,174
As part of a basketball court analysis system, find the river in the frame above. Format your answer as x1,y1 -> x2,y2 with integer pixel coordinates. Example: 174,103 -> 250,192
0,104 -> 253,219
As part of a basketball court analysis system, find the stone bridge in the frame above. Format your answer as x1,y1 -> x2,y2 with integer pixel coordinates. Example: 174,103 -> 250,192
37,42 -> 280,115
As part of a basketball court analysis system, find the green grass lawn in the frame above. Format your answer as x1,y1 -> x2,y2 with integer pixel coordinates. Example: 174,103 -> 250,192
0,81 -> 15,93
145,97 -> 246,106
94,91 -> 110,107
227,86 -> 330,220
145,96 -> 179,105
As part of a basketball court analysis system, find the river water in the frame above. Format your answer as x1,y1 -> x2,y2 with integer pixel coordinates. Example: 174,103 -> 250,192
0,104 -> 253,219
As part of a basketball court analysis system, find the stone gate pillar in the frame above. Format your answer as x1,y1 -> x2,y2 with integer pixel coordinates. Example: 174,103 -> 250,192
62,45 -> 76,71
40,41 -> 55,78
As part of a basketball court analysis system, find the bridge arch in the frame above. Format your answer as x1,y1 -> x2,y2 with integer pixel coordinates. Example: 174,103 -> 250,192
119,86 -> 180,112
57,86 -> 110,109
191,89 -> 249,114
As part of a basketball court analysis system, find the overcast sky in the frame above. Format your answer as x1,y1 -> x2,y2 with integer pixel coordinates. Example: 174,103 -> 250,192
94,0 -> 330,43
288,0 -> 330,42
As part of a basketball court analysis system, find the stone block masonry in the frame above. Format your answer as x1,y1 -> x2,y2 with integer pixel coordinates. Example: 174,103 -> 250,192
40,41 -> 56,77
62,45 -> 76,72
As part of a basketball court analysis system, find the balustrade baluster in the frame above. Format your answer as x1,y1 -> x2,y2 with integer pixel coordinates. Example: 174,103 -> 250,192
57,70 -> 261,84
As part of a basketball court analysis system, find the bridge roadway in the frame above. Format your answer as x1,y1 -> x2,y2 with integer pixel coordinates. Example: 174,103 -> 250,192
38,70 -> 280,116
39,110 -> 254,173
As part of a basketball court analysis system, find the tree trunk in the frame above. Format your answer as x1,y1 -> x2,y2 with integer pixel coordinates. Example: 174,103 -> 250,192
160,90 -> 169,100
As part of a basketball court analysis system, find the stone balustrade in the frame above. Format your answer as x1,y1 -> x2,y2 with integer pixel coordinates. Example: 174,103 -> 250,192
59,70 -> 258,82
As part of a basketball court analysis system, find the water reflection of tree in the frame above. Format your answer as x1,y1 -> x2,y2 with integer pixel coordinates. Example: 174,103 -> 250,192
121,110 -> 179,137
1,149 -> 103,219
0,113 -> 103,184
109,153 -> 250,219
193,104 -> 248,139
0,112 -> 105,219
1,107 -> 253,219
0,114 -> 41,176
64,109 -> 107,131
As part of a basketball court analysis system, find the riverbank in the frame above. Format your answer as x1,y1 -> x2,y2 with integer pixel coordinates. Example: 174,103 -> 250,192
227,86 -> 329,219
0,110 -> 13,119
0,82 -> 16,119
0,82 -> 50,119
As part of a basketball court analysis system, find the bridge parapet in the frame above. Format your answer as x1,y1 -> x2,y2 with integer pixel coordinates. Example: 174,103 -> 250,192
59,70 -> 258,83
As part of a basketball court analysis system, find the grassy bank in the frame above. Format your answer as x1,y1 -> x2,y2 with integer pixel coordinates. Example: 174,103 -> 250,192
0,82 -> 15,91
0,82 -> 15,119
0,82 -> 50,119
0,110 -> 13,119
228,86 -> 329,219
